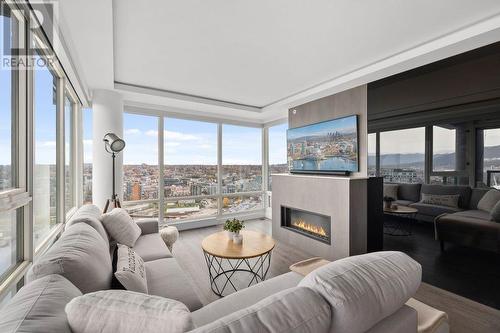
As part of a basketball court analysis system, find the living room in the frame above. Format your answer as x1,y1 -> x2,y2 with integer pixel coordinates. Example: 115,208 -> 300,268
1,1 -> 500,333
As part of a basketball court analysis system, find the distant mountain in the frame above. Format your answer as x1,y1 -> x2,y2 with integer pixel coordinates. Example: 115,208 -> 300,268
368,144 -> 500,168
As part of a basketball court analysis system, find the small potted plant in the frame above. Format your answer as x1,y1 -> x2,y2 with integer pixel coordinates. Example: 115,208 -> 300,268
383,196 -> 395,209
223,218 -> 245,244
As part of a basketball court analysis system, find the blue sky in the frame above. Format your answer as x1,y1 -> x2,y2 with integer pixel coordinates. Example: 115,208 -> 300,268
287,115 -> 357,140
120,115 -> 269,165
34,60 -> 57,165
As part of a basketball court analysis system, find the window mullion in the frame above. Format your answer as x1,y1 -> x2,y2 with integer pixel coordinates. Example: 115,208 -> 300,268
158,117 -> 164,224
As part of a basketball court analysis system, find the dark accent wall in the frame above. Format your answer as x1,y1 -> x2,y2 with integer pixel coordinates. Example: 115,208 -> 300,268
368,42 -> 500,132
288,85 -> 368,177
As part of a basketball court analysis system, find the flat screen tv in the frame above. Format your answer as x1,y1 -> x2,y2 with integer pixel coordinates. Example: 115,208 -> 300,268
287,115 -> 359,174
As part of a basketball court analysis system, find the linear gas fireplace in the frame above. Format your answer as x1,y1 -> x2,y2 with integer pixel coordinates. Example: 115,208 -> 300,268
281,206 -> 331,244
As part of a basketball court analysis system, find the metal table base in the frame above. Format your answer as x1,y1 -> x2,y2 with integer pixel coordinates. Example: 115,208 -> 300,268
203,250 -> 272,297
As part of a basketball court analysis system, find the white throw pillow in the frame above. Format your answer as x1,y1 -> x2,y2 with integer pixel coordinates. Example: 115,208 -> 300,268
65,290 -> 194,333
101,208 -> 141,247
477,189 -> 500,213
115,244 -> 148,293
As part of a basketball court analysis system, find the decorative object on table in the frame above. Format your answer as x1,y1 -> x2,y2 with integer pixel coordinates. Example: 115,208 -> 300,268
102,133 -> 126,213
223,218 -> 245,243
159,226 -> 179,252
383,196 -> 395,209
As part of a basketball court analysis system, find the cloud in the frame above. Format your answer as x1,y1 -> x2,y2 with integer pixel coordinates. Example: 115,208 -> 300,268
83,139 -> 92,146
145,130 -> 158,137
166,142 -> 181,147
37,141 -> 56,147
125,129 -> 141,135
165,130 -> 198,141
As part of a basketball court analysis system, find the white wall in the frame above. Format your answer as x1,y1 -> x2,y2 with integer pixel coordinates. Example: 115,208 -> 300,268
92,90 -> 124,209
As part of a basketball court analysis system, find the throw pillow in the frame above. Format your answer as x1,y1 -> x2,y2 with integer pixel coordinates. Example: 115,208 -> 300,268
420,193 -> 460,208
383,184 -> 399,200
490,200 -> 500,222
101,208 -> 141,247
115,244 -> 148,293
65,290 -> 194,333
477,189 -> 500,213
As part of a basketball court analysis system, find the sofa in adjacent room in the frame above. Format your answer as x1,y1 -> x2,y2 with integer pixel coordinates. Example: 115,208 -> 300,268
384,183 -> 500,253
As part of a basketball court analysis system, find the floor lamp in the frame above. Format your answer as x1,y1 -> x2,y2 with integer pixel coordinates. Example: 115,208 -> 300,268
103,133 -> 126,213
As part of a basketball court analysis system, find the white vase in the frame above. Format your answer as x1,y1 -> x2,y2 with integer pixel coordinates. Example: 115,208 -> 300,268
233,232 -> 243,244
226,231 -> 235,239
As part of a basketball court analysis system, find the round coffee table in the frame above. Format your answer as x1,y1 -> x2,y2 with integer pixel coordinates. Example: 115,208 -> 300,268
201,230 -> 275,297
383,205 -> 418,236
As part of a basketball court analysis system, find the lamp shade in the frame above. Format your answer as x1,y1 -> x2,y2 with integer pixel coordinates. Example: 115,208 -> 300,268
103,133 -> 126,153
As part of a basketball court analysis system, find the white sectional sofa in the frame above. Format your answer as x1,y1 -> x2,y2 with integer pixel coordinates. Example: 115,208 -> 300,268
0,204 -> 446,333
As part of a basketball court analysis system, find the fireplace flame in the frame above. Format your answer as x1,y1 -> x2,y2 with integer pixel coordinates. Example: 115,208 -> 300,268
292,219 -> 327,237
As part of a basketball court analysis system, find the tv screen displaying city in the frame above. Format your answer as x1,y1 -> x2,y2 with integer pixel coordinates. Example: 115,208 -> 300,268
287,115 -> 359,174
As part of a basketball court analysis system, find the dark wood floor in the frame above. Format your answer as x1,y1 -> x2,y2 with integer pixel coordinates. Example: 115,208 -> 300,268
174,219 -> 500,333
383,216 -> 500,310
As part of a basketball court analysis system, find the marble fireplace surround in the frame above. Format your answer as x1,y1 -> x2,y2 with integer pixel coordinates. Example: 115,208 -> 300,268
272,173 -> 367,261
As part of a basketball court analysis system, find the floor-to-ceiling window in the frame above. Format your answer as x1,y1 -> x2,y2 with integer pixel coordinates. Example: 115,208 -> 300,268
268,123 -> 288,191
33,52 -> 59,249
164,118 -> 218,222
82,108 -> 92,203
379,127 -> 425,183
222,125 -> 263,213
122,113 -> 159,218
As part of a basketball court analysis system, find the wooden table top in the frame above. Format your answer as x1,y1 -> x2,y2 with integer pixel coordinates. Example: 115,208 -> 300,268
201,230 -> 276,259
383,205 -> 418,214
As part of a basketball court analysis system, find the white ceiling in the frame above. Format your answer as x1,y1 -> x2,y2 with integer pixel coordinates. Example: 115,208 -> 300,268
58,0 -> 500,122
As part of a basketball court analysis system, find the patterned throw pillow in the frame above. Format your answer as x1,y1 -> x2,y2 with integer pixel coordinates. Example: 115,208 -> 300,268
420,193 -> 460,208
115,244 -> 148,293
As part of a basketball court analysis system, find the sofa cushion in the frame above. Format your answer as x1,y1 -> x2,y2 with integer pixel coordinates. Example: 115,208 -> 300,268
115,244 -> 148,293
192,271 -> 303,327
101,208 -> 141,247
66,204 -> 109,247
435,213 -> 500,251
447,210 -> 491,220
27,223 -> 113,293
190,287 -> 331,333
145,258 -> 203,311
477,189 -> 500,213
398,183 -> 422,202
419,184 -> 471,209
469,188 -> 491,209
133,233 -> 172,262
393,199 -> 414,206
409,202 -> 462,218
383,184 -> 398,200
299,251 -> 421,333
65,290 -> 193,333
420,193 -> 460,208
491,200 -> 500,222
0,275 -> 81,333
